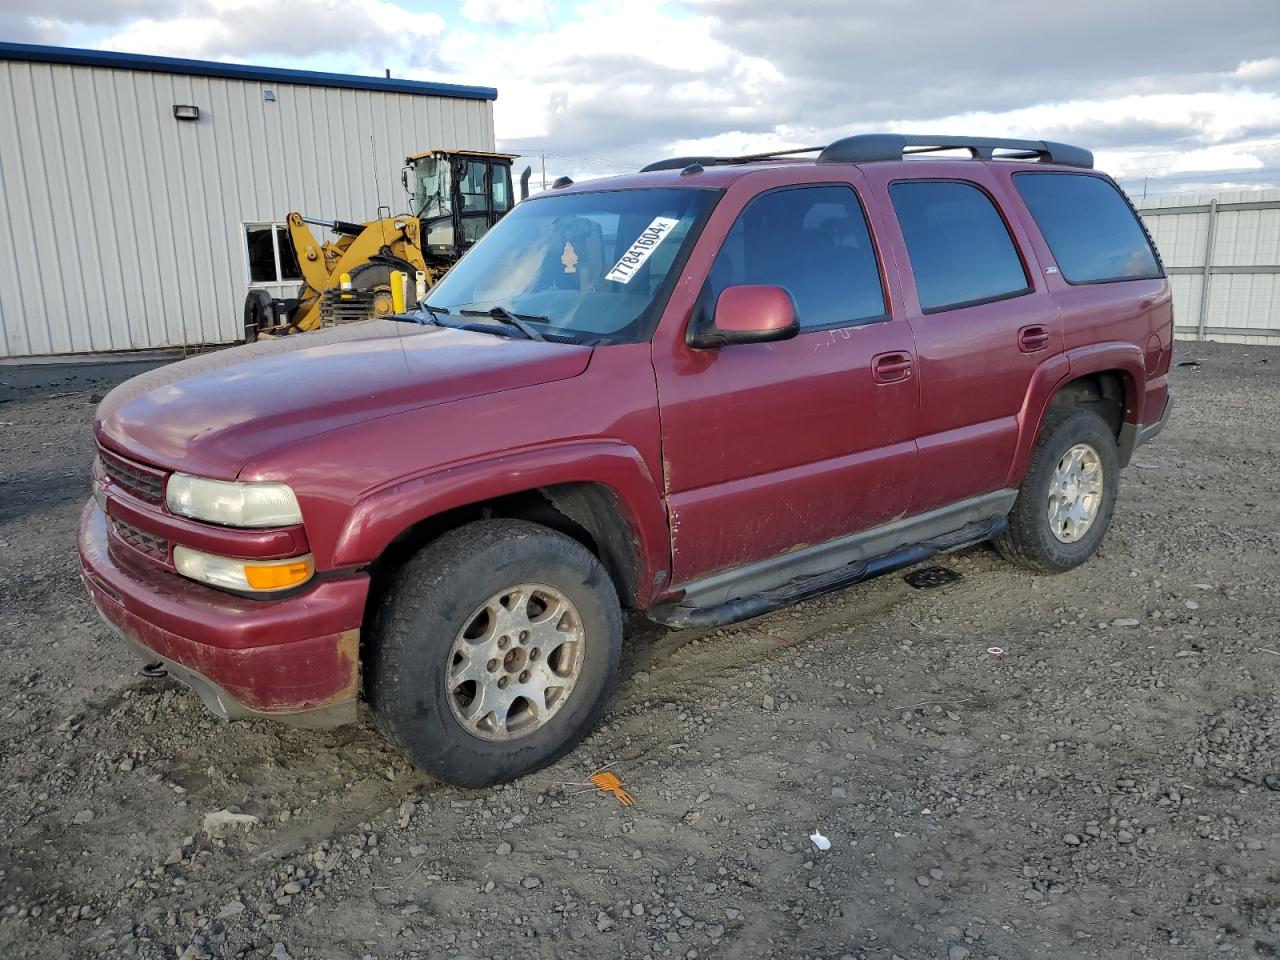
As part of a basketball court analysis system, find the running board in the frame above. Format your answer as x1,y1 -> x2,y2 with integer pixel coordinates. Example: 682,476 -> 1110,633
648,516 -> 1006,630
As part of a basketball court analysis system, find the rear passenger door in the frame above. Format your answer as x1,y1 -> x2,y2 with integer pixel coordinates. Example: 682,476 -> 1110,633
652,175 -> 918,585
863,166 -> 1063,514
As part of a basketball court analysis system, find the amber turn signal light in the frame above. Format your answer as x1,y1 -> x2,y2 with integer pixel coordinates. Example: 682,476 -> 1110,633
243,558 -> 314,591
173,547 -> 314,594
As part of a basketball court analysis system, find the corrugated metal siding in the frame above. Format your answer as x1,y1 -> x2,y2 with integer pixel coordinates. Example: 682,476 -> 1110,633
1138,189 -> 1280,345
1143,210 -> 1210,269
0,60 -> 495,357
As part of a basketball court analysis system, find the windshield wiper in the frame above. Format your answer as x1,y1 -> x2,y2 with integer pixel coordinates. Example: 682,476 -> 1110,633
459,306 -> 547,341
419,303 -> 450,324
388,303 -> 450,325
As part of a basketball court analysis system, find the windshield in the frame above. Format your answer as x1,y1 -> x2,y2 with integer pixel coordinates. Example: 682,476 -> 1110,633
423,187 -> 719,344
413,157 -> 450,220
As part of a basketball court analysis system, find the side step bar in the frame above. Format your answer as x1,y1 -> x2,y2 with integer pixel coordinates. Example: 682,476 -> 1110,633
648,516 -> 1005,630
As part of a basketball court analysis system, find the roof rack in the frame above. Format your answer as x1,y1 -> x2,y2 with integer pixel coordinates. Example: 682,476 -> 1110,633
817,134 -> 1092,168
641,134 -> 1093,173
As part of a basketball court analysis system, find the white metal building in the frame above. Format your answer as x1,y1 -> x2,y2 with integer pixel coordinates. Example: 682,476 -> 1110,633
1137,190 -> 1280,345
0,43 -> 497,358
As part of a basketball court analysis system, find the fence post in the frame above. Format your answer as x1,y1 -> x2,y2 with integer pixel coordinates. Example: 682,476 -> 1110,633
1197,199 -> 1218,341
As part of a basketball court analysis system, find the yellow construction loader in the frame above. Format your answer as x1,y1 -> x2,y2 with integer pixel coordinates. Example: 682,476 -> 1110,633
244,149 -> 530,339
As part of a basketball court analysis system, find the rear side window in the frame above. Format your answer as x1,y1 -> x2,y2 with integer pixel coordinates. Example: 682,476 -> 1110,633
708,185 -> 886,330
1015,173 -> 1161,284
890,180 -> 1030,313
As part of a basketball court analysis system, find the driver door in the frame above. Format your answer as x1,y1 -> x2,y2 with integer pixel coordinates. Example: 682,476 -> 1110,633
651,176 -> 919,586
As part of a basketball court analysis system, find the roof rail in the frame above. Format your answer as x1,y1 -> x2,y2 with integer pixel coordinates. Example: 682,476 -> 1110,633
641,156 -> 723,173
640,145 -> 824,173
816,134 -> 1093,169
641,135 -> 1093,173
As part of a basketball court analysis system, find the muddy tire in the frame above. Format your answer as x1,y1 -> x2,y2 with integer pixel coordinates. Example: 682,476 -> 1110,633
366,519 -> 622,787
995,405 -> 1119,573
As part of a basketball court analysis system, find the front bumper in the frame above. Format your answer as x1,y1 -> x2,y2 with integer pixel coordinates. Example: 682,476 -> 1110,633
78,501 -> 367,727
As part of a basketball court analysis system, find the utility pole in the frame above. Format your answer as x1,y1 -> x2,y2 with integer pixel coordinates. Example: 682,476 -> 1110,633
541,153 -> 547,192
1143,176 -> 1148,200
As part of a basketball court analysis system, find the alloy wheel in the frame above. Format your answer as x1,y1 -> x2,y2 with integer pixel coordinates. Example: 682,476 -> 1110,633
1047,442 -> 1104,543
445,583 -> 585,741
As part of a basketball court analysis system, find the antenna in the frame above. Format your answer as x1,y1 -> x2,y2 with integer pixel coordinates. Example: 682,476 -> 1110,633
370,135 -> 391,246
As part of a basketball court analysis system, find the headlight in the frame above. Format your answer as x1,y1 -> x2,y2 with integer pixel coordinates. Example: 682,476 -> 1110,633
166,473 -> 302,528
173,546 -> 314,593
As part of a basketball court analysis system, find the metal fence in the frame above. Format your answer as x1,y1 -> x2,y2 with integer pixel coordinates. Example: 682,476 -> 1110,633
1136,190 -> 1280,344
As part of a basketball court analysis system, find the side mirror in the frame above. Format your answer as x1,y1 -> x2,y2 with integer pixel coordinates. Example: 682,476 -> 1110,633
689,284 -> 799,348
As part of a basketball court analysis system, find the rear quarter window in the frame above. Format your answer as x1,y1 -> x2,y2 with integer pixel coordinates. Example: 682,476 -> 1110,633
1014,173 -> 1162,284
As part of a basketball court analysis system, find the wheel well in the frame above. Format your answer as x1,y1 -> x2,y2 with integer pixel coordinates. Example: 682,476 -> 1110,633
1048,371 -> 1128,439
367,482 -> 641,610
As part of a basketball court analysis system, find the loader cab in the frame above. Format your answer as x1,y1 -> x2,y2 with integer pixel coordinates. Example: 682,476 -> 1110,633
407,150 -> 518,263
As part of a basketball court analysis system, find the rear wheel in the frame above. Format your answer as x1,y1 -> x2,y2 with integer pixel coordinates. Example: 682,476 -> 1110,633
367,519 -> 622,787
995,405 -> 1119,572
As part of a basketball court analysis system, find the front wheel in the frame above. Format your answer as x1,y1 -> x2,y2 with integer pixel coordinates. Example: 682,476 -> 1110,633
995,405 -> 1120,572
367,519 -> 622,787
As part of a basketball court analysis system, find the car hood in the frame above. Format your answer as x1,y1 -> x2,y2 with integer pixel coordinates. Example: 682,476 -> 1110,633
95,321 -> 593,479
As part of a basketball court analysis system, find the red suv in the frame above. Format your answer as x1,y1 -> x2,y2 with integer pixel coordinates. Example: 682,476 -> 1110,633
80,134 -> 1173,786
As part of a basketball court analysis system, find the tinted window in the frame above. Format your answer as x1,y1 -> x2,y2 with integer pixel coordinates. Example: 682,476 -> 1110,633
1015,173 -> 1161,283
708,185 -> 885,330
890,181 -> 1029,312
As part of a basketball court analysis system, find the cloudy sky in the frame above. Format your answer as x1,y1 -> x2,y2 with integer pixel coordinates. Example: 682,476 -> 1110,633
5,0 -> 1280,196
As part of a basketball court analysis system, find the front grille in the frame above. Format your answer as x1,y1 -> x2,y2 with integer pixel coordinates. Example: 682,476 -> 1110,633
99,447 -> 166,504
111,518 -> 169,563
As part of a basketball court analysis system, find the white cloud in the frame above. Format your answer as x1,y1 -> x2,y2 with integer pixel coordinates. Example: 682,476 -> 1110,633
4,0 -> 172,24
10,0 -> 1277,194
1167,146 -> 1265,174
96,0 -> 445,62
1233,58 -> 1280,83
459,0 -> 552,29
1165,179 -> 1280,195
0,13 -> 67,44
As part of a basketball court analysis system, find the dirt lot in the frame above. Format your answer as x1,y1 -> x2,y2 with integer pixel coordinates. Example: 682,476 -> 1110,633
1,341 -> 1277,960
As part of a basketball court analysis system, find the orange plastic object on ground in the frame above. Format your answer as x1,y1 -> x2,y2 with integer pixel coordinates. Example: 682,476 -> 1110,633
590,771 -> 634,806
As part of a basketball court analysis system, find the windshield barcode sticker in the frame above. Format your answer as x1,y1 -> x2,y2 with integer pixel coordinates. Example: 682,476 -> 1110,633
605,216 -> 680,284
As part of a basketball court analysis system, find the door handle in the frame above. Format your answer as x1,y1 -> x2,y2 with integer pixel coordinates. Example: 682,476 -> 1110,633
1018,325 -> 1051,353
872,352 -> 913,384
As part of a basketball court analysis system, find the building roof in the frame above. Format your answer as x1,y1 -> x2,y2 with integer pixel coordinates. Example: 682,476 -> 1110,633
0,42 -> 497,102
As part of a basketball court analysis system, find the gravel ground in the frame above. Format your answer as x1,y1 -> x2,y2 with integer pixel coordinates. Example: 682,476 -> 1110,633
0,341 -> 1277,960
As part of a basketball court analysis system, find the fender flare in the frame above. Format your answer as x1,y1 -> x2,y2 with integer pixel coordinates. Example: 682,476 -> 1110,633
1007,342 -> 1146,486
330,439 -> 670,605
